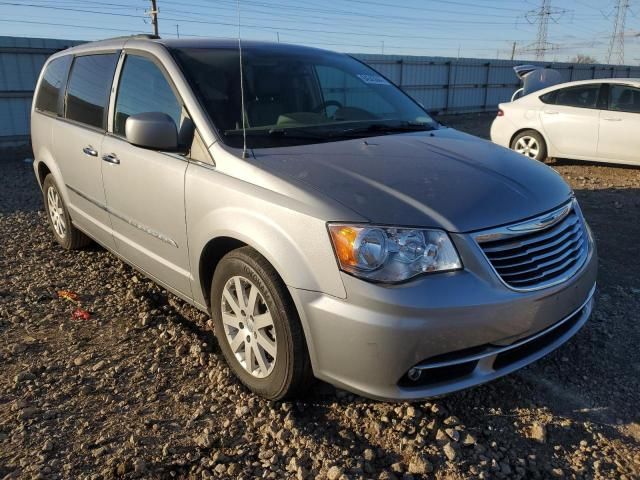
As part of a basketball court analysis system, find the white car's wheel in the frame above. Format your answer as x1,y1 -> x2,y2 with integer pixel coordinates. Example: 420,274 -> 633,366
510,130 -> 547,161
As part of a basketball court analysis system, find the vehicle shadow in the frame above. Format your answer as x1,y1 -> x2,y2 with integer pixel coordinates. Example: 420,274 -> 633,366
547,157 -> 640,170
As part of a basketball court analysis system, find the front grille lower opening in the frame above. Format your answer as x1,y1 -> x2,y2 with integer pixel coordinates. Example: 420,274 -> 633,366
493,308 -> 583,370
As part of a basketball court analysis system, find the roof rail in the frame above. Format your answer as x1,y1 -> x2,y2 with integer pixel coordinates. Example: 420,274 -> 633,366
100,34 -> 161,41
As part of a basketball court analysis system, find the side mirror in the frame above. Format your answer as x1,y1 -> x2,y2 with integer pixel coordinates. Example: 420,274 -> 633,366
125,112 -> 179,151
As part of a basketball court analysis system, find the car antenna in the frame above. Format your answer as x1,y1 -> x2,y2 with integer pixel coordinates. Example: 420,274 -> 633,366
237,0 -> 249,159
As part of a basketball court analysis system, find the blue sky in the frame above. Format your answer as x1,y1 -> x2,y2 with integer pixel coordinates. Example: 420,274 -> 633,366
0,0 -> 638,64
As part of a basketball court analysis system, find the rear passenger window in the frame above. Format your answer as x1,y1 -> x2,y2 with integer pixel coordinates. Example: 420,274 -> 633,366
554,85 -> 600,109
113,55 -> 181,136
65,53 -> 119,129
35,55 -> 72,114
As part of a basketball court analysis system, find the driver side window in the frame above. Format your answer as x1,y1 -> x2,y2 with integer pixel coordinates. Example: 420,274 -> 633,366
114,55 -> 182,136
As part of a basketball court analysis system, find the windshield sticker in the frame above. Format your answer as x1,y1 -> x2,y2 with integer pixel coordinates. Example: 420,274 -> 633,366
357,74 -> 391,85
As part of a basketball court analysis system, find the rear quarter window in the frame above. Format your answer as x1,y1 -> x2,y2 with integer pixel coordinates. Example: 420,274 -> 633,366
65,53 -> 119,129
35,55 -> 72,114
539,90 -> 557,105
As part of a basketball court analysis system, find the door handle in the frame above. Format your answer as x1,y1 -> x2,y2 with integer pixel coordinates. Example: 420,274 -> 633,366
543,110 -> 559,115
82,146 -> 98,157
602,117 -> 622,122
102,153 -> 120,165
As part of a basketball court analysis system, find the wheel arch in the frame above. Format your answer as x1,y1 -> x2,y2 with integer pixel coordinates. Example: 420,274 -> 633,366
198,234 -> 321,373
36,160 -> 52,188
198,236 -> 248,311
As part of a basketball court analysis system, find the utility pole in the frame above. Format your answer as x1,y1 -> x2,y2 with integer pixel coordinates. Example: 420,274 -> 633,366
175,24 -> 179,38
510,41 -> 517,61
607,0 -> 629,65
149,0 -> 159,37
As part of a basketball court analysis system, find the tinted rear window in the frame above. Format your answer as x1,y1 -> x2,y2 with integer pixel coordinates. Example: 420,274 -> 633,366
35,55 -> 72,114
554,85 -> 600,109
65,53 -> 119,129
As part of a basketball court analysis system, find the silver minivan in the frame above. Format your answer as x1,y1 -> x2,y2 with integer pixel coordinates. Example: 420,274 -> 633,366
31,36 -> 597,401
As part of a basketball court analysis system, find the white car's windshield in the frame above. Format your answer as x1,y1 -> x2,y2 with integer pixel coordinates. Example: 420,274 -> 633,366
171,45 -> 438,148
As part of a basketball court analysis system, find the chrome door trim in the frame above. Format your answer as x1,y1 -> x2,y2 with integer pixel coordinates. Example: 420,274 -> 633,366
66,183 -> 178,248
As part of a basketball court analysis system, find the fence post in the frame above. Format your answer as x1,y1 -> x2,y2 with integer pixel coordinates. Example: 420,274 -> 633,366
445,61 -> 452,112
569,65 -> 574,81
397,59 -> 404,87
483,62 -> 491,111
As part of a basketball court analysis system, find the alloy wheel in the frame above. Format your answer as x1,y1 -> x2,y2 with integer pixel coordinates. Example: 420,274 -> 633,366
221,275 -> 277,378
47,186 -> 66,238
514,136 -> 540,159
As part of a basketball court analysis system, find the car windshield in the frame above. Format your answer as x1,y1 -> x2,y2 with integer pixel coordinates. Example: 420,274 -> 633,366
171,45 -> 438,148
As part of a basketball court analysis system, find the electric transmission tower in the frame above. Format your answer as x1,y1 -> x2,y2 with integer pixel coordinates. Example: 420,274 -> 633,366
525,0 -> 565,61
607,0 -> 630,65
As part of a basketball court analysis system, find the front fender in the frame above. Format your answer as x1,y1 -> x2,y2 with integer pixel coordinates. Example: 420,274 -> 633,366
186,163 -> 353,308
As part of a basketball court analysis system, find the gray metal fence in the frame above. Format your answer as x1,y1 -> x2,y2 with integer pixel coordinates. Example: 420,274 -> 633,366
355,53 -> 640,114
0,36 -> 82,146
1,35 -> 640,146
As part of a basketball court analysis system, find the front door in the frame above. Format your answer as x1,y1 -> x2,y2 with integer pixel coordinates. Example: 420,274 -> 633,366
101,53 -> 192,297
597,84 -> 640,164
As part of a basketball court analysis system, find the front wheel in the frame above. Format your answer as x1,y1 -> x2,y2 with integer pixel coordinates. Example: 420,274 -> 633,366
211,247 -> 313,400
510,130 -> 547,161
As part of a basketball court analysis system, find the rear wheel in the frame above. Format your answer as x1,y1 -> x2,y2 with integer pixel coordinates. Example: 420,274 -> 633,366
42,174 -> 92,250
510,130 -> 547,161
211,247 -> 313,400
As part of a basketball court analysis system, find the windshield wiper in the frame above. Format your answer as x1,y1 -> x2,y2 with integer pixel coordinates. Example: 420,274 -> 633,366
224,127 -> 329,139
330,121 -> 436,138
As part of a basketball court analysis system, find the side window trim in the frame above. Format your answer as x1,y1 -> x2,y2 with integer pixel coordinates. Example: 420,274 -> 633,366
56,57 -> 72,117
109,49 -> 186,136
62,50 -> 120,132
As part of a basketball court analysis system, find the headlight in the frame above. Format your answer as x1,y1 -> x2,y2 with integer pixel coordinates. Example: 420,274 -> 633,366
328,224 -> 462,283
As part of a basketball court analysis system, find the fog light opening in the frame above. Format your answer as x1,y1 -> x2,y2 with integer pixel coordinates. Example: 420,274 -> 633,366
407,367 -> 422,382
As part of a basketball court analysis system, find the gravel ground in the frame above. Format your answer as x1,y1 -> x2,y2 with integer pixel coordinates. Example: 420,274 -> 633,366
1,116 -> 639,480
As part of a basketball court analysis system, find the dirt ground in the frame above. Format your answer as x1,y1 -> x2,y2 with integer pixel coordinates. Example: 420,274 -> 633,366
1,115 -> 639,479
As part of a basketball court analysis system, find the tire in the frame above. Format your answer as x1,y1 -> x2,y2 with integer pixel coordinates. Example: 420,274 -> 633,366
42,174 -> 92,250
211,247 -> 313,400
510,130 -> 547,161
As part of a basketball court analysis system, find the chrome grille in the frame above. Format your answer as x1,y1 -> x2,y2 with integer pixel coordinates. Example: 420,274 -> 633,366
475,201 -> 589,290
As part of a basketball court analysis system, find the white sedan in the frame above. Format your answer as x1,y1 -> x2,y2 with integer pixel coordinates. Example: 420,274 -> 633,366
491,78 -> 640,166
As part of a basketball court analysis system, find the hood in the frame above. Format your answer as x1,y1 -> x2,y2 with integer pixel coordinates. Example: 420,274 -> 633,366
251,128 -> 572,232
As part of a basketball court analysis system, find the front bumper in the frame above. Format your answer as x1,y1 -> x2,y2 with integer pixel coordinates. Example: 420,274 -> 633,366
290,237 -> 597,401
